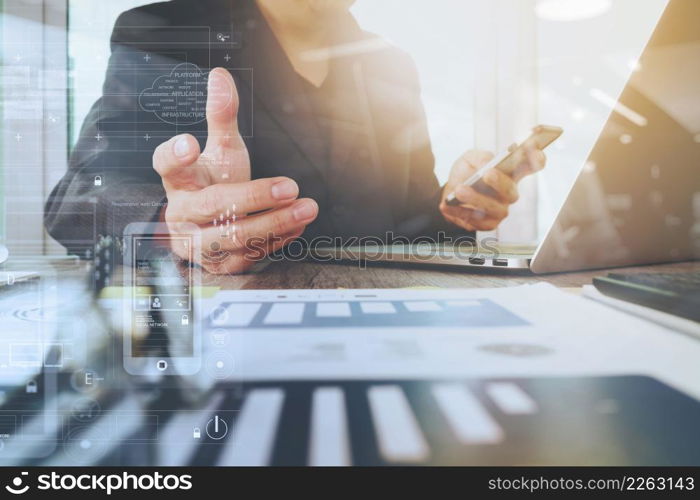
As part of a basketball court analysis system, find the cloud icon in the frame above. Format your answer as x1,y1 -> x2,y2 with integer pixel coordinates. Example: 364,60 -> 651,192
139,63 -> 210,125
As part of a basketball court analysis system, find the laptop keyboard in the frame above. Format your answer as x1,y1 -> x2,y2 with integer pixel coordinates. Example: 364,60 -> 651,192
607,272 -> 700,296
593,271 -> 700,322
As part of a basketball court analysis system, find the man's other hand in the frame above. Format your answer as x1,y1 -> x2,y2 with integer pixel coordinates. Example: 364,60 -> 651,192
439,148 -> 546,232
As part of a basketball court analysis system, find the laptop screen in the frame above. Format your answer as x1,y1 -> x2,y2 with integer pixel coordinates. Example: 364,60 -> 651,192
533,0 -> 700,273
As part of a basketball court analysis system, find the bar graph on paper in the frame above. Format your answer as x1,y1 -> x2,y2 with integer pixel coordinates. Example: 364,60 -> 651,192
208,299 -> 528,329
153,376 -> 700,466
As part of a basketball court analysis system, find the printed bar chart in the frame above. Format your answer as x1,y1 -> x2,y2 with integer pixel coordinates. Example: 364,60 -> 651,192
209,299 -> 528,329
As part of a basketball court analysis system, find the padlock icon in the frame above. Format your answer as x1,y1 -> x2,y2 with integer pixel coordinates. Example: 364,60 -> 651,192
26,380 -> 38,394
94,175 -> 102,186
181,314 -> 189,326
193,427 -> 201,439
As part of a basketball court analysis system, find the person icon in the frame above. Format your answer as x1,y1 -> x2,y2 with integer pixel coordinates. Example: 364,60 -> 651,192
152,297 -> 161,309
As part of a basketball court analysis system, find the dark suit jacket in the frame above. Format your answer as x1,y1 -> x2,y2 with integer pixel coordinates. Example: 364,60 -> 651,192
45,0 -> 466,256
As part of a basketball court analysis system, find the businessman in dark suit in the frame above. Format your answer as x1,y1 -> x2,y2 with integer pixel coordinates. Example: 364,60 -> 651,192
45,0 -> 544,274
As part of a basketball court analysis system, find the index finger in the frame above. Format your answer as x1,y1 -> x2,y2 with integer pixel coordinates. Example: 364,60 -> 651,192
152,134 -> 203,191
482,168 -> 519,204
512,147 -> 546,182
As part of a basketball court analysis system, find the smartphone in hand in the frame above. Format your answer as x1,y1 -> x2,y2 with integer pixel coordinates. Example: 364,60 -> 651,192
445,125 -> 563,206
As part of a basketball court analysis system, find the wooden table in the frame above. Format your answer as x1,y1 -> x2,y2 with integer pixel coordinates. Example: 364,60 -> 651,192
206,259 -> 700,291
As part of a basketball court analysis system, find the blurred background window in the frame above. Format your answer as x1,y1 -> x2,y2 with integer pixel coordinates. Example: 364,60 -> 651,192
0,0 -> 668,253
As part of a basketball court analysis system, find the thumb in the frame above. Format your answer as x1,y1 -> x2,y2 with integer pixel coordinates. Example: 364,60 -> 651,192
204,67 -> 241,153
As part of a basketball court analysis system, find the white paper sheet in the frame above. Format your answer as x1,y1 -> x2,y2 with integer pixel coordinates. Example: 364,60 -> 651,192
201,284 -> 700,398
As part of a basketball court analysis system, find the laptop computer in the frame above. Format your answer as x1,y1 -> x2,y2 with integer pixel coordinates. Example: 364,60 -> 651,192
312,0 -> 699,274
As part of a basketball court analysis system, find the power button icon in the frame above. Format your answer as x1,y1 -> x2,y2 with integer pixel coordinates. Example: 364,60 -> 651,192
205,415 -> 228,440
